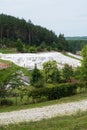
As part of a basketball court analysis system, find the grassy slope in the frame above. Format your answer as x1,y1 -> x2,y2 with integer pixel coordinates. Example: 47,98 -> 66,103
1,92 -> 87,129
0,48 -> 17,54
63,53 -> 81,61
0,59 -> 30,82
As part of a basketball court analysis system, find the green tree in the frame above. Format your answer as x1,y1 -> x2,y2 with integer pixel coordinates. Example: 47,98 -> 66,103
81,45 -> 87,81
62,64 -> 73,82
30,64 -> 45,88
9,72 -> 24,105
58,34 -> 69,51
16,38 -> 23,52
43,60 -> 60,83
0,82 -> 7,98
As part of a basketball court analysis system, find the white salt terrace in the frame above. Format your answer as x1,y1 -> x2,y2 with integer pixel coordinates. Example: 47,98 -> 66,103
0,52 -> 81,69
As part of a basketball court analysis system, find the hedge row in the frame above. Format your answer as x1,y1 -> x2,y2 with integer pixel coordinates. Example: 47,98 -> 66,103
29,82 -> 87,101
0,99 -> 13,106
29,83 -> 78,100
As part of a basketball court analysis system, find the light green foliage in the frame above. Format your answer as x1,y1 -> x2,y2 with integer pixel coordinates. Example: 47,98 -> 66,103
43,60 -> 60,83
9,72 -> 24,89
62,64 -> 73,82
28,46 -> 37,53
81,45 -> 87,81
74,66 -> 81,80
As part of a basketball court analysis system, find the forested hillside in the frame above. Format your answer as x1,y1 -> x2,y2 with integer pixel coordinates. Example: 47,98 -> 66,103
67,40 -> 87,53
0,14 -> 87,53
0,14 -> 59,50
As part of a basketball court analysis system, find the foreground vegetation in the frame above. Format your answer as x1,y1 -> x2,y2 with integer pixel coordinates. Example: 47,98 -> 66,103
0,91 -> 87,113
0,45 -> 87,111
0,111 -> 87,130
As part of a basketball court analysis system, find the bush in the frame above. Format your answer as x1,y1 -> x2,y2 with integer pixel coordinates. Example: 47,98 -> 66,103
0,99 -> 13,106
76,81 -> 87,93
28,46 -> 37,53
47,83 -> 77,100
29,83 -> 78,101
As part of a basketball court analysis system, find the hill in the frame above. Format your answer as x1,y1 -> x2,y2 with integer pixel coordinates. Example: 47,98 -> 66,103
0,14 -> 71,53
66,36 -> 87,40
0,14 -> 57,47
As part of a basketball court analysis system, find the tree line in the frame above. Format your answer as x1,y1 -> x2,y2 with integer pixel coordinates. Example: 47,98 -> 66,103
0,14 -> 57,48
0,13 -> 83,53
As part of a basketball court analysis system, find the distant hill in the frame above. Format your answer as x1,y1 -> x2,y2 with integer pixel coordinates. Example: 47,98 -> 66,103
66,36 -> 87,41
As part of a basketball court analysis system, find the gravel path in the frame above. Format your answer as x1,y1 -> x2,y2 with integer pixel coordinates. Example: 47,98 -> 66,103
0,99 -> 87,125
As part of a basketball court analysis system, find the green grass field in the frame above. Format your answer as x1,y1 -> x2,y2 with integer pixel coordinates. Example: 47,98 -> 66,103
0,48 -> 17,54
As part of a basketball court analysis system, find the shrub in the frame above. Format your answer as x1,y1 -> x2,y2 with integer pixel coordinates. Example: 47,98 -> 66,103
76,81 -> 87,93
0,99 -> 13,106
29,83 -> 77,102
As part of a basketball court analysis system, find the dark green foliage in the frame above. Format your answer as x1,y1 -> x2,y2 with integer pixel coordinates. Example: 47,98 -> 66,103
0,82 -> 7,98
58,34 -> 69,51
62,64 -> 74,82
30,64 -> 45,88
67,40 -> 87,53
0,13 -> 87,53
0,99 -> 13,106
16,38 -> 24,52
29,82 -> 87,103
0,14 -> 57,47
29,83 -> 77,101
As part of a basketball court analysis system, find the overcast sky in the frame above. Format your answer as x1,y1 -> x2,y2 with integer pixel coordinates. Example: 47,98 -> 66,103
0,0 -> 87,36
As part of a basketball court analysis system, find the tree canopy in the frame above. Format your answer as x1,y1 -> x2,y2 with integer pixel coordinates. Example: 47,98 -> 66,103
43,60 -> 60,83
81,45 -> 87,81
30,64 -> 45,87
0,14 -> 86,53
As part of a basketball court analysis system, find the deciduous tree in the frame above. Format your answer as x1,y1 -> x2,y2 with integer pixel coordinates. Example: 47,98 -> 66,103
81,45 -> 87,81
43,60 -> 60,83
